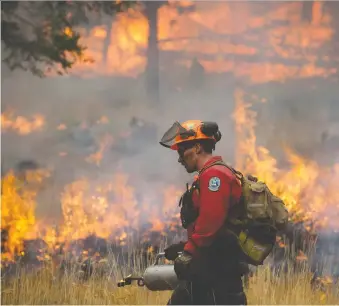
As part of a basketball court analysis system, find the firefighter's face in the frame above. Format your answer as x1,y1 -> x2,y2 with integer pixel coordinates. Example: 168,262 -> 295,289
177,144 -> 198,173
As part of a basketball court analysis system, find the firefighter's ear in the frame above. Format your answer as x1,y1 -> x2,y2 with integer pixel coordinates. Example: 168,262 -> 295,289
194,142 -> 203,154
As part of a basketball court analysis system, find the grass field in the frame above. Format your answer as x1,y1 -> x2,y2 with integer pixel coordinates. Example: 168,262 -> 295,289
1,253 -> 339,305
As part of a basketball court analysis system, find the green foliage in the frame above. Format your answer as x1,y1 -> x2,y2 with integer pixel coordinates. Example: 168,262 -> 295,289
1,1 -> 136,77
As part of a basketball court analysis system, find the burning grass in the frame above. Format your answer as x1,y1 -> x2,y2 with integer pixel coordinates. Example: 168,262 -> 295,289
1,250 -> 339,305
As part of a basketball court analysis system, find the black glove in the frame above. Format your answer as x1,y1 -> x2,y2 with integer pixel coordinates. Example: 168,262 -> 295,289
174,251 -> 193,280
164,242 -> 185,261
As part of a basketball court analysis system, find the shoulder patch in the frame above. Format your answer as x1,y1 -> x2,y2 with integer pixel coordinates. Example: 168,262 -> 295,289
208,176 -> 221,192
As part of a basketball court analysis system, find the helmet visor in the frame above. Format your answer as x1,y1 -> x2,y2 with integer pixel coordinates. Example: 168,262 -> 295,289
159,121 -> 195,149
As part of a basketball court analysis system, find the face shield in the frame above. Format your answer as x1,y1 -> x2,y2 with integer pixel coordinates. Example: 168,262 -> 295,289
159,121 -> 196,149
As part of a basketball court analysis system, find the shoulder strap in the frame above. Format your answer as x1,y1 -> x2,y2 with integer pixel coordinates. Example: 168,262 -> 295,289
198,160 -> 243,181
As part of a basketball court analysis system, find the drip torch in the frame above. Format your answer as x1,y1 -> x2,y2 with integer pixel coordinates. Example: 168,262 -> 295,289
117,252 -> 182,291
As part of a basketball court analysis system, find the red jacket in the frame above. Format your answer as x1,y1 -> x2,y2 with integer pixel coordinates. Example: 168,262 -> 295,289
184,156 -> 242,255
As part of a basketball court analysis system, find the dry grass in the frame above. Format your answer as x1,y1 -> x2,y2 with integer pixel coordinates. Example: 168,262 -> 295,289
1,255 -> 338,305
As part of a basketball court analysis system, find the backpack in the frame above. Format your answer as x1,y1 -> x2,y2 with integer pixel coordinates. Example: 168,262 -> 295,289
198,160 -> 289,266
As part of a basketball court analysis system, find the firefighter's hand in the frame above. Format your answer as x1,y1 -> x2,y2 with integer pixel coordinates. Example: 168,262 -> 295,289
164,242 -> 185,261
174,251 -> 193,280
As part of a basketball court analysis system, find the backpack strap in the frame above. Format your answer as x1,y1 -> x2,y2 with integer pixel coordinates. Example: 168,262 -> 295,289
198,160 -> 243,181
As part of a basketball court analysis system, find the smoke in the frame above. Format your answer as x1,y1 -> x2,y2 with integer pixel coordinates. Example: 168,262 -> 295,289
2,1 -> 339,231
252,79 -> 339,166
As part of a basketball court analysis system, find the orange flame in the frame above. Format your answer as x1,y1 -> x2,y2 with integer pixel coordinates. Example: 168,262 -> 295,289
85,134 -> 114,166
1,112 -> 45,135
1,169 -> 50,260
2,89 -> 339,261
61,2 -> 336,82
233,88 -> 339,230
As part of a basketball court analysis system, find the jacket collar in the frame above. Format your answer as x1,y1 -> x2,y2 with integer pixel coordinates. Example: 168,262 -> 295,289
198,156 -> 223,175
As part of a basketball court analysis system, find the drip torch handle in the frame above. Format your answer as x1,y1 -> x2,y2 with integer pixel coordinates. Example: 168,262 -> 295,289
154,252 -> 182,265
154,252 -> 165,265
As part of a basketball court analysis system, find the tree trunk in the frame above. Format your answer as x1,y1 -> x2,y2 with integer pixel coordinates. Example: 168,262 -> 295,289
103,17 -> 113,64
144,1 -> 162,103
302,1 -> 313,23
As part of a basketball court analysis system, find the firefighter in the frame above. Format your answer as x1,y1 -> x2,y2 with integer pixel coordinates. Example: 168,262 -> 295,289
160,120 -> 247,305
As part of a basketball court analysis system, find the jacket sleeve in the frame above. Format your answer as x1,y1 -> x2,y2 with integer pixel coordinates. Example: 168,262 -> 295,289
184,169 -> 231,255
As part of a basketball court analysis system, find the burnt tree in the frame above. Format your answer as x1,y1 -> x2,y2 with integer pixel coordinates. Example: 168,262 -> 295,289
302,1 -> 314,23
103,16 -> 113,64
324,1 -> 339,79
143,1 -> 163,102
